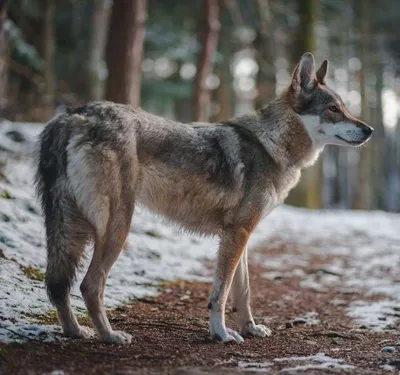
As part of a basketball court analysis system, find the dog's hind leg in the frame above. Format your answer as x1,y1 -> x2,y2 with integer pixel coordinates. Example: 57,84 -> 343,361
80,208 -> 133,344
208,226 -> 250,344
45,199 -> 95,339
231,247 -> 271,338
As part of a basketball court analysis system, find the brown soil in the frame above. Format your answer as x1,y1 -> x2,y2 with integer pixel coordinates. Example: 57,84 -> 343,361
1,247 -> 400,375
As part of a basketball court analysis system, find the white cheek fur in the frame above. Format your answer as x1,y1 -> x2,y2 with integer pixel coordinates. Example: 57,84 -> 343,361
300,115 -> 365,146
320,122 -> 365,144
300,115 -> 324,147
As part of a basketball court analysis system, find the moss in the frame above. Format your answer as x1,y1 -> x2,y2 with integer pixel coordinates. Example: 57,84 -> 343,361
159,280 -> 189,291
77,315 -> 90,326
0,189 -> 13,199
28,308 -> 89,326
20,265 -> 45,281
145,230 -> 162,238
0,346 -> 8,355
33,310 -> 58,325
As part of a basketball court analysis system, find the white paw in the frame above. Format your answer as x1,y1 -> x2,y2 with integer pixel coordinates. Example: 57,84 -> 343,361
242,323 -> 272,338
64,325 -> 95,339
226,328 -> 244,343
212,327 -> 244,344
77,326 -> 96,339
101,330 -> 132,344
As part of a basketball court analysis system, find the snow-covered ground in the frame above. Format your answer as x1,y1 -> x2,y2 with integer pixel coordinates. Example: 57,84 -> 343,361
1,121 -> 400,348
238,353 -> 355,372
254,207 -> 400,332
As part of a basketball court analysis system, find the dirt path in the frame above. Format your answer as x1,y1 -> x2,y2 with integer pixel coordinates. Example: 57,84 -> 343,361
2,242 -> 400,374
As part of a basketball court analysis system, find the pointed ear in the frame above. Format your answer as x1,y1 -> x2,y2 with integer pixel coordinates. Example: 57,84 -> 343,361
291,52 -> 316,94
316,60 -> 329,84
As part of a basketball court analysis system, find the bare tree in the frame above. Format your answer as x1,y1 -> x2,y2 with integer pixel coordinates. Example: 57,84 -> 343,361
105,0 -> 147,106
0,0 -> 10,116
87,0 -> 110,101
193,0 -> 220,122
353,0 -> 372,209
289,0 -> 316,65
216,65 -> 232,121
42,0 -> 56,120
254,0 -> 276,108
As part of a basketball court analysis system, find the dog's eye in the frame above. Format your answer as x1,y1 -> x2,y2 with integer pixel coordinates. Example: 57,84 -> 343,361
329,105 -> 339,113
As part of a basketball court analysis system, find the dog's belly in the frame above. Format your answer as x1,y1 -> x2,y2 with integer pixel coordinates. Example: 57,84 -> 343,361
136,164 -> 241,235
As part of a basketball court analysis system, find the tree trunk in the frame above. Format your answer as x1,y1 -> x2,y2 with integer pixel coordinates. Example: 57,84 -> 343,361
192,0 -> 220,122
254,0 -> 276,109
42,0 -> 56,120
0,0 -> 10,116
216,66 -> 232,121
299,0 -> 315,53
290,0 -> 316,63
105,0 -> 147,106
370,55 -> 385,209
87,0 -> 110,101
216,3 -> 233,122
353,0 -> 372,209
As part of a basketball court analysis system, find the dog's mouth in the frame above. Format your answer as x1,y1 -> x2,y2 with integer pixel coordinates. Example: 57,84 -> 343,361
335,135 -> 363,146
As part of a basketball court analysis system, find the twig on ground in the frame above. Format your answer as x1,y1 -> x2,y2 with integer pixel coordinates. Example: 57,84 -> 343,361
309,330 -> 362,341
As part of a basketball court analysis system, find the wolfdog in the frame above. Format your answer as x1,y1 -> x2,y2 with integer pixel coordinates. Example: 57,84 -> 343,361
35,53 -> 373,344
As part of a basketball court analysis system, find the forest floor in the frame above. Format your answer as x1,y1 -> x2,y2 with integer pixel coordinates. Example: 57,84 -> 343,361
2,254 -> 400,375
1,122 -> 400,374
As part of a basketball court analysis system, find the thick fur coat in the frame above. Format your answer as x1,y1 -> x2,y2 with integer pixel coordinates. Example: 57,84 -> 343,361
35,53 -> 373,344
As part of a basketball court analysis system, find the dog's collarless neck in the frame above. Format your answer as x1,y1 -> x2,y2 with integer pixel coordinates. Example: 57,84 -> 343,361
224,119 -> 292,170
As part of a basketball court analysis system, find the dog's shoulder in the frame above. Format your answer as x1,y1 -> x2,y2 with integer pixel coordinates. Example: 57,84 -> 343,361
220,120 -> 263,149
219,119 -> 276,172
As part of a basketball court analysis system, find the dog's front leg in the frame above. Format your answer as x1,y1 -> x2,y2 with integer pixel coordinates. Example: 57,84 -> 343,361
231,247 -> 272,338
208,226 -> 250,343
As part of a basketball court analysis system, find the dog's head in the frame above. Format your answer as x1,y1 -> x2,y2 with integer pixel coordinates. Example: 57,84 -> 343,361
288,52 -> 373,147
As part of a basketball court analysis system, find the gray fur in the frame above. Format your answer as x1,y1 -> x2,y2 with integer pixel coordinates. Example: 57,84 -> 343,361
35,53 -> 373,344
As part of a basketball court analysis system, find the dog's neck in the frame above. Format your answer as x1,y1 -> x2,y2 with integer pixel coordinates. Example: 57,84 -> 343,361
229,96 -> 322,170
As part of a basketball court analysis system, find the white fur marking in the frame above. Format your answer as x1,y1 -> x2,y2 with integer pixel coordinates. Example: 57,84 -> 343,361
320,121 -> 365,145
67,136 -> 110,236
298,115 -> 323,166
300,115 -> 321,141
300,115 -> 365,149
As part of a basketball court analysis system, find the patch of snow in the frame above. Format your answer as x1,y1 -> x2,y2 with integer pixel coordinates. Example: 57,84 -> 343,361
274,353 -> 341,363
48,371 -> 66,375
0,120 -> 41,154
346,300 -> 400,332
381,364 -> 395,372
280,363 -> 355,372
296,311 -> 320,325
238,361 -> 273,372
275,353 -> 354,372
256,205 -> 400,331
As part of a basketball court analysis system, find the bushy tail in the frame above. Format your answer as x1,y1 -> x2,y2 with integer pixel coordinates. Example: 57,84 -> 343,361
43,199 -> 79,306
34,114 -> 80,306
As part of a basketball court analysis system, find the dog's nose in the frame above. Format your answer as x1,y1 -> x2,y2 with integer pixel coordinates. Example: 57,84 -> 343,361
362,125 -> 373,137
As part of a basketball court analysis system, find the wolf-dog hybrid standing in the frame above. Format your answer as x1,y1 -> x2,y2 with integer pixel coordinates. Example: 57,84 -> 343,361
35,53 -> 373,344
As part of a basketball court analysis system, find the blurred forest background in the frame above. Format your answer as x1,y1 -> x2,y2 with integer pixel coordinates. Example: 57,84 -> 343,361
0,0 -> 399,211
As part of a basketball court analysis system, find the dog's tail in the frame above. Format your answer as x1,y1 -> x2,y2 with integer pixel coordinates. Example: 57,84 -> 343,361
35,114 -> 82,306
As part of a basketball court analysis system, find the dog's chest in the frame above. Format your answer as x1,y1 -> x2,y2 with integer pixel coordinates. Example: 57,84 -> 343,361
261,167 -> 301,217
279,167 -> 301,200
